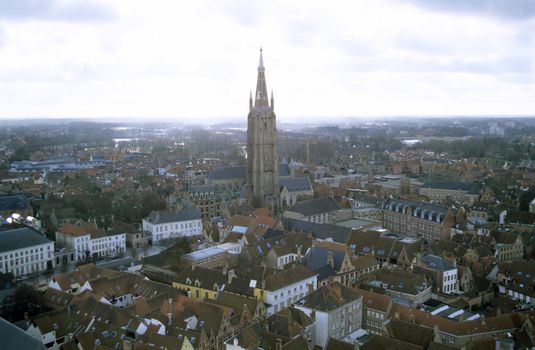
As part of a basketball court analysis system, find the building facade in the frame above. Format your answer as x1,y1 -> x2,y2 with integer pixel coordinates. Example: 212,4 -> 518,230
382,199 -> 457,241
142,209 -> 202,242
296,282 -> 363,348
55,223 -> 126,261
0,227 -> 54,277
247,48 -> 279,207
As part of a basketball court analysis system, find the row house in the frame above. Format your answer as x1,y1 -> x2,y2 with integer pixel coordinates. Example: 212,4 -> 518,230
382,198 -> 460,241
496,260 -> 535,305
302,245 -> 357,286
56,223 -> 126,261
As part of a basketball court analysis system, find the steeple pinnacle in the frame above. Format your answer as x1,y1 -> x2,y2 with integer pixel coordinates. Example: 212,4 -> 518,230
258,47 -> 264,71
254,47 -> 269,108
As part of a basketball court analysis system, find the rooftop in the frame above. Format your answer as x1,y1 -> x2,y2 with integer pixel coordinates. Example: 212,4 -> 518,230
182,246 -> 226,261
0,227 -> 52,253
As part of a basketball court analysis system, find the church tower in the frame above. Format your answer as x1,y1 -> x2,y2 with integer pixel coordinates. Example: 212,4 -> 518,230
247,48 -> 279,207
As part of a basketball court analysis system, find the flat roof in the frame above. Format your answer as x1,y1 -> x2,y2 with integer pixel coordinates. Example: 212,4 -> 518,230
182,246 -> 225,261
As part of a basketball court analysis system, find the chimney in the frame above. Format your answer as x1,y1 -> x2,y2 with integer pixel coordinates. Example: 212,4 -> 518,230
497,307 -> 502,317
297,245 -> 302,261
228,269 -> 236,284
394,312 -> 400,320
480,315 -> 486,325
191,263 -> 195,271
327,251 -> 334,268
167,313 -> 173,327
433,324 -> 441,343
123,340 -> 132,350
276,338 -> 282,350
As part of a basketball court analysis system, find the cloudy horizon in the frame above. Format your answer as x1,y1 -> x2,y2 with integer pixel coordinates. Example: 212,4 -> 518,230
0,0 -> 534,123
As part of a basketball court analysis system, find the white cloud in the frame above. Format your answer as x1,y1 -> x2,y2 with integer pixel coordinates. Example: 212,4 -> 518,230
0,0 -> 533,122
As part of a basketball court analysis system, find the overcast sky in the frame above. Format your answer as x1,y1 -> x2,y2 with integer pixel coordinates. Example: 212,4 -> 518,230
0,0 -> 534,123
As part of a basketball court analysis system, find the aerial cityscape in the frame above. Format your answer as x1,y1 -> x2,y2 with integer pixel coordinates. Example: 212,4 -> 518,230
1,1 -> 535,350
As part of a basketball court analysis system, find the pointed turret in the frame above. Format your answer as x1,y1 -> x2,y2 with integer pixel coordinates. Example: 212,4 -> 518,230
270,89 -> 274,111
254,47 -> 269,108
249,90 -> 253,111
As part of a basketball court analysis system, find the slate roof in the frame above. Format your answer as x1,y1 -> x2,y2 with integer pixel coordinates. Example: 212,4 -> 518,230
188,185 -> 214,193
209,164 -> 294,180
303,247 -> 345,280
279,163 -> 291,177
174,266 -> 228,290
0,194 -> 29,212
279,177 -> 312,193
209,166 -> 246,180
0,227 -> 52,253
421,254 -> 455,271
263,265 -> 316,291
300,282 -> 361,312
144,208 -> 201,224
284,218 -> 352,244
286,197 -> 340,217
422,182 -> 480,195
0,316 -> 45,350
384,198 -> 448,216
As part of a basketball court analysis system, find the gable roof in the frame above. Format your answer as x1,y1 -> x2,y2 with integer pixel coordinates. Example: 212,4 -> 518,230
174,266 -> 228,290
0,316 -> 45,350
209,166 -> 246,180
421,254 -> 455,271
303,247 -> 346,273
284,218 -> 352,244
263,265 -> 316,291
144,209 -> 201,224
279,177 -> 312,193
353,287 -> 392,313
300,282 -> 361,312
286,197 -> 340,217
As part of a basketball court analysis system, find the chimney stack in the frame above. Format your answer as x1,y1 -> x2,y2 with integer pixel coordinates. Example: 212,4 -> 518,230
327,251 -> 334,268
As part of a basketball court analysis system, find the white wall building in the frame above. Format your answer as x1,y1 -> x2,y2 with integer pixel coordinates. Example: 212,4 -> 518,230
56,224 -> 126,261
0,227 -> 55,277
262,265 -> 317,315
142,209 -> 202,242
296,283 -> 363,348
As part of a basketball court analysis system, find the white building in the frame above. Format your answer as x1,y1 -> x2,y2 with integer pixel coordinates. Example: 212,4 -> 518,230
262,264 -> 317,315
416,254 -> 458,295
0,227 -> 54,277
296,282 -> 363,348
55,223 -> 126,261
142,209 -> 202,242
